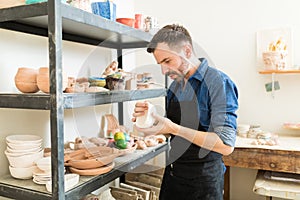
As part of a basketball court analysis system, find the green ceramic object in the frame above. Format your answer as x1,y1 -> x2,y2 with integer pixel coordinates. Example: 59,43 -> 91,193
115,139 -> 127,149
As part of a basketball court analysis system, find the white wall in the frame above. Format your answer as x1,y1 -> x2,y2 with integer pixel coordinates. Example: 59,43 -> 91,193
114,0 -> 134,18
134,0 -> 300,199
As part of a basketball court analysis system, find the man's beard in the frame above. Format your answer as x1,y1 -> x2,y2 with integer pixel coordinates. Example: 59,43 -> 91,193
166,70 -> 184,82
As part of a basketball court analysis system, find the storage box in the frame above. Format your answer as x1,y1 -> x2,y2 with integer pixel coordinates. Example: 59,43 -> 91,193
91,1 -> 116,21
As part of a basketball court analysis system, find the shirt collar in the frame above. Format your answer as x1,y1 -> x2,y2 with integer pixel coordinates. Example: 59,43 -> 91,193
189,58 -> 208,82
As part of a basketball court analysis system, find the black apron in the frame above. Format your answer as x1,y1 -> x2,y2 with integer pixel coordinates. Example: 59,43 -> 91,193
159,82 -> 224,200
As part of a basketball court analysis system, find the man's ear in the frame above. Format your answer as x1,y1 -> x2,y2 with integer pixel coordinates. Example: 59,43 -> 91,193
184,44 -> 192,58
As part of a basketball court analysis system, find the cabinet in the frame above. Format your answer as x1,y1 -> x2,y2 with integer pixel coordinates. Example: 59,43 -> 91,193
0,1 -> 168,199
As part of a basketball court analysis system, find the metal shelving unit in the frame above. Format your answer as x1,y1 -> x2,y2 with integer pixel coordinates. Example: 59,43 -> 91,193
0,143 -> 168,200
0,2 -> 152,48
0,89 -> 166,109
0,1 -> 167,199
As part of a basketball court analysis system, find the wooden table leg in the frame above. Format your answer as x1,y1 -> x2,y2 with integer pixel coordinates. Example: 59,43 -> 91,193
223,166 -> 230,200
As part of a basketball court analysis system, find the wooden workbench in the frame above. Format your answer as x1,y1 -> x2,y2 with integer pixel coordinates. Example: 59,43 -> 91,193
222,136 -> 300,200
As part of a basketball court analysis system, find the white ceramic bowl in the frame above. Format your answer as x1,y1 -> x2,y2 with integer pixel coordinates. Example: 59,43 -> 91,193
5,148 -> 42,157
5,149 -> 44,168
237,124 -> 250,132
6,142 -> 42,150
46,173 -> 79,192
9,165 -> 37,179
6,134 -> 42,144
35,157 -> 51,172
6,146 -> 42,154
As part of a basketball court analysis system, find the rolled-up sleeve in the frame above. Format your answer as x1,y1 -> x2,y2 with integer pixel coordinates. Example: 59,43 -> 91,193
208,73 -> 239,147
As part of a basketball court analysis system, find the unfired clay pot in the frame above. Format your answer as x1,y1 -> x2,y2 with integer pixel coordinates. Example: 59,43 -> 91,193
37,67 -> 68,93
36,67 -> 49,93
14,67 -> 39,93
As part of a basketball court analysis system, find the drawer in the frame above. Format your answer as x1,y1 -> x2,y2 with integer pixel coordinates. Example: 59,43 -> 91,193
223,148 -> 300,173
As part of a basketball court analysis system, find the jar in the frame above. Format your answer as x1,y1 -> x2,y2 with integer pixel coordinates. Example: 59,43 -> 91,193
134,14 -> 143,29
14,67 -> 39,93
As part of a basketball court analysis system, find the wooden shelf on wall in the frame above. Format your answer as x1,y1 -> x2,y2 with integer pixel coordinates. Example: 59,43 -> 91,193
259,69 -> 300,74
283,123 -> 300,130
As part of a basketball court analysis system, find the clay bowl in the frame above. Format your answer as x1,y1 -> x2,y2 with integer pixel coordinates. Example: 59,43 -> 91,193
116,18 -> 135,27
37,67 -> 68,93
45,173 -> 79,192
120,143 -> 137,154
14,67 -> 39,93
64,146 -> 124,169
14,67 -> 38,82
36,67 -> 49,93
69,162 -> 115,176
15,82 -> 39,93
84,146 -> 123,157
35,157 -> 51,172
65,152 -> 120,169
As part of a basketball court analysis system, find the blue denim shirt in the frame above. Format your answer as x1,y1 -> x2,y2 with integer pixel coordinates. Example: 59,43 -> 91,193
167,58 -> 238,147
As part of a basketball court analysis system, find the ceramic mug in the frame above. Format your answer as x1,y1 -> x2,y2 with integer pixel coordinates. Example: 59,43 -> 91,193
136,102 -> 156,128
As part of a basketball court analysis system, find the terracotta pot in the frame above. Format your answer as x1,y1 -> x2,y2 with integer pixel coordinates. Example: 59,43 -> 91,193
14,67 -> 39,93
37,67 -> 68,93
36,67 -> 49,93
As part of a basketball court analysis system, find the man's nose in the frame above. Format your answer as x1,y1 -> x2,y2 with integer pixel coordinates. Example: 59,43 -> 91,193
161,65 -> 169,75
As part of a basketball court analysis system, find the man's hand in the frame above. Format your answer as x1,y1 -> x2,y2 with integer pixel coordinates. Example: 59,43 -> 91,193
132,101 -> 148,122
134,113 -> 180,136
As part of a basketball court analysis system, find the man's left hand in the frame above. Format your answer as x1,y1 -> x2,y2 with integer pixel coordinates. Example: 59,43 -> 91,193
134,113 -> 180,136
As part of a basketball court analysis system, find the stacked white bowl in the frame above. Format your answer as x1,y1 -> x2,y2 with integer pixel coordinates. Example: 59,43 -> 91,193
33,156 -> 51,184
237,124 -> 250,138
5,135 -> 43,179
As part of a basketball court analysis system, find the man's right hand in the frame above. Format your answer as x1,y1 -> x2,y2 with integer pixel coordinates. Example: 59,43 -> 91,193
131,101 -> 149,122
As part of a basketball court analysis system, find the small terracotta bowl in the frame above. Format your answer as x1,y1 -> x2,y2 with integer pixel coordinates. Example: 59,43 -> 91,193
116,18 -> 135,27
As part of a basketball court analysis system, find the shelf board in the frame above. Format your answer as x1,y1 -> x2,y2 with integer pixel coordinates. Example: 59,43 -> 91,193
0,2 -> 152,48
258,69 -> 300,74
283,124 -> 300,130
0,143 -> 168,200
0,89 -> 166,110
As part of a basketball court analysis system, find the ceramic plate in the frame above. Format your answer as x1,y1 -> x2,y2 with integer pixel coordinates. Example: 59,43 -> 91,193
69,162 -> 115,176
